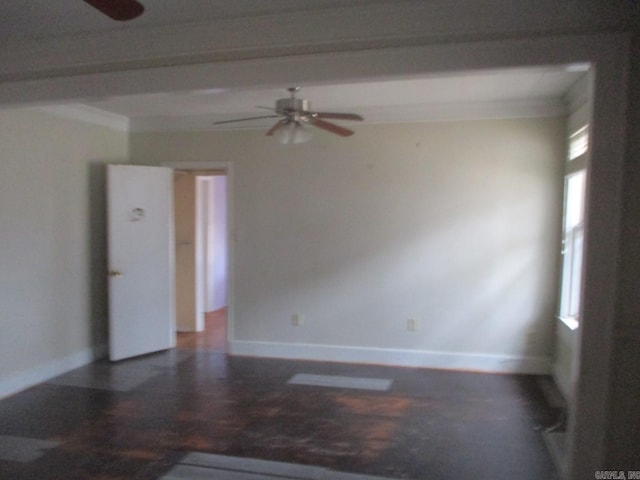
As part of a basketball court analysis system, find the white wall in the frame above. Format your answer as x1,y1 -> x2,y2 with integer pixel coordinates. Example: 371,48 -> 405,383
132,117 -> 565,372
209,175 -> 227,311
0,107 -> 128,398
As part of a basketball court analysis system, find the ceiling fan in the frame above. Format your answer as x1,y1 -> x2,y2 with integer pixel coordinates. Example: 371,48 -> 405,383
213,87 -> 364,143
82,0 -> 145,21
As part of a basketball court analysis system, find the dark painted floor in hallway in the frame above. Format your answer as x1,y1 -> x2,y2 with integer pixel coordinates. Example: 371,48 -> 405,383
0,341 -> 560,479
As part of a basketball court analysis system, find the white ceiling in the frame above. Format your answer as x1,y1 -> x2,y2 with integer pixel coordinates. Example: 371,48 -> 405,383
0,1 -> 587,131
0,0 -> 393,39
77,66 -> 585,131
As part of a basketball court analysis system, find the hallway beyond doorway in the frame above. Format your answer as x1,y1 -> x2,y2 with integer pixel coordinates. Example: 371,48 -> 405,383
176,307 -> 227,351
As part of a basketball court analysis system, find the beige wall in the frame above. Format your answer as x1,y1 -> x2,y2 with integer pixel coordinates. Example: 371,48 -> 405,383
554,320 -> 578,399
132,117 -> 566,372
0,107 -> 128,397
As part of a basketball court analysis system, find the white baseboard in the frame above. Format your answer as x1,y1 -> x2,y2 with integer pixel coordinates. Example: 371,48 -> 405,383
228,340 -> 551,374
0,344 -> 107,400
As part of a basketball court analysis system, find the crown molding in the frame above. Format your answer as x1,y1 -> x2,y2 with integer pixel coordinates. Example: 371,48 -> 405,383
129,98 -> 566,132
38,104 -> 129,131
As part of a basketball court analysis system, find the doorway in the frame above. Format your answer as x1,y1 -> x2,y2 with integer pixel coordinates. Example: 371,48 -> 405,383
172,168 -> 229,352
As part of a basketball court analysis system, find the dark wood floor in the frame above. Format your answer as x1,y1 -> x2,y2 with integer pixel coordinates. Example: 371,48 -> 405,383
0,314 -> 560,479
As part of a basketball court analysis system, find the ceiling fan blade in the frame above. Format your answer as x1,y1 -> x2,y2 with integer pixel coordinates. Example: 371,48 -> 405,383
213,115 -> 281,125
311,119 -> 355,137
314,112 -> 364,121
82,0 -> 145,21
266,119 -> 288,136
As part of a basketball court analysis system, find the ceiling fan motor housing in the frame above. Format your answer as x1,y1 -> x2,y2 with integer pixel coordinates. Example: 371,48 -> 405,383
276,98 -> 311,115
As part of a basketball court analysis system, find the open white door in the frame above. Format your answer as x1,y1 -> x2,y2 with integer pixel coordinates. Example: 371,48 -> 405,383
107,164 -> 175,361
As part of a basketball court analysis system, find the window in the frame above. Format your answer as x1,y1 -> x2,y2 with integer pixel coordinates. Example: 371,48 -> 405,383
559,170 -> 586,328
558,124 -> 589,330
568,125 -> 589,160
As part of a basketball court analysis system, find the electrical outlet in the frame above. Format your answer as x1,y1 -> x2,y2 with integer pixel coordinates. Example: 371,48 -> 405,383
292,313 -> 305,326
407,318 -> 419,331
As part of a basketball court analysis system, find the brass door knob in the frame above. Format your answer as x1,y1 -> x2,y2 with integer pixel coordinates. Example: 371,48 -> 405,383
108,270 -> 122,277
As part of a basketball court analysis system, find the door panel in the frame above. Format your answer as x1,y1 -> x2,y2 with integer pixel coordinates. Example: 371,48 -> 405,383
107,164 -> 175,361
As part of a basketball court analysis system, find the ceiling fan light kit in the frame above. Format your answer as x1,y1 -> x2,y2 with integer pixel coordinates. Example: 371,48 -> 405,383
275,120 -> 313,145
213,87 -> 364,144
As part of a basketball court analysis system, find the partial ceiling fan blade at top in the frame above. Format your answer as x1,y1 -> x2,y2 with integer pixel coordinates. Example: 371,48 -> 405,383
82,0 -> 145,21
213,115 -> 281,125
311,119 -> 355,137
314,112 -> 364,121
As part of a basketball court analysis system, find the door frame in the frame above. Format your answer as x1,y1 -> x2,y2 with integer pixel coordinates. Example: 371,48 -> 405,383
164,161 -> 234,346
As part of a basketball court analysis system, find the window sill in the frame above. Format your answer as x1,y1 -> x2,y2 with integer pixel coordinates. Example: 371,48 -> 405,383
558,316 -> 579,331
